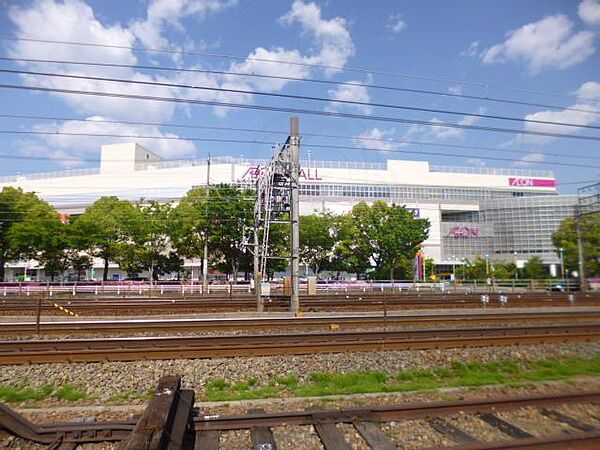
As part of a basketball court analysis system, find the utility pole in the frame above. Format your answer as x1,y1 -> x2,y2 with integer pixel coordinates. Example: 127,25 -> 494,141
203,155 -> 210,296
254,219 -> 262,311
575,181 -> 599,292
576,209 -> 586,290
289,117 -> 300,315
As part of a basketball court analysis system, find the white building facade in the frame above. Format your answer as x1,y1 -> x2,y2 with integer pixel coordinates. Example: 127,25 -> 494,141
0,143 -> 573,279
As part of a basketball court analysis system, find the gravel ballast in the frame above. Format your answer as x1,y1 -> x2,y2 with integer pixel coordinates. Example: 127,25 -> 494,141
1,342 -> 600,403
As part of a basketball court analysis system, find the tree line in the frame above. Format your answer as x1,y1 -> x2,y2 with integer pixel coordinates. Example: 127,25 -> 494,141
2,185 -> 595,282
0,186 -> 430,282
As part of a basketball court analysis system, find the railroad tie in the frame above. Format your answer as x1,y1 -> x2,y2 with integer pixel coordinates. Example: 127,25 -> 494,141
194,431 -> 220,450
426,417 -> 480,445
541,408 -> 596,432
353,421 -> 395,450
248,408 -> 277,450
313,422 -> 352,450
476,412 -> 534,439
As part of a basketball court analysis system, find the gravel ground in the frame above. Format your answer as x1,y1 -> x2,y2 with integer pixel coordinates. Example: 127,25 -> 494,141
383,419 -> 454,449
2,342 -> 600,405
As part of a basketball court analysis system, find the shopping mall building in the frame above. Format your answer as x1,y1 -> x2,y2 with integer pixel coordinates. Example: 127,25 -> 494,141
0,142 -> 577,280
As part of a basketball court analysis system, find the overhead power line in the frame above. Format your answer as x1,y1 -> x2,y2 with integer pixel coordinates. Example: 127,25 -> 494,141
1,83 -> 599,142
1,113 -> 597,162
0,129 -> 597,169
1,56 -> 598,116
2,36 -> 595,102
1,68 -> 598,131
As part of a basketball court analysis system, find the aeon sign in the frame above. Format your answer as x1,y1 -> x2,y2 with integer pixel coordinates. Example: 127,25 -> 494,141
241,165 -> 323,181
446,226 -> 479,238
508,177 -> 556,188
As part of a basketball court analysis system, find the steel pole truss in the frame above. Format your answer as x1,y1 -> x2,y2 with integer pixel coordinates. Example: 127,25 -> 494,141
253,117 -> 300,313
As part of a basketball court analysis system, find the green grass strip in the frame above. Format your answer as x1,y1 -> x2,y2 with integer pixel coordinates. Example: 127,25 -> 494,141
0,383 -> 89,403
204,355 -> 600,401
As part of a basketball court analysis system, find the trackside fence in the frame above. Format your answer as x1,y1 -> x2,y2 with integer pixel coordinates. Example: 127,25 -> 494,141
0,278 -> 593,297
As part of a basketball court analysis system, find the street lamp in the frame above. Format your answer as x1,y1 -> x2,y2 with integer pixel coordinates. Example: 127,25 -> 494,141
513,251 -> 518,280
485,254 -> 490,277
559,247 -> 565,280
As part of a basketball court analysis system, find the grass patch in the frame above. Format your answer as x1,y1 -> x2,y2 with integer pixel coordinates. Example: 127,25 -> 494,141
108,388 -> 155,403
203,355 -> 600,401
0,384 -> 89,403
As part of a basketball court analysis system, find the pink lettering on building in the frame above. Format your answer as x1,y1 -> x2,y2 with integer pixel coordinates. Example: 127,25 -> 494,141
508,177 -> 556,187
446,226 -> 479,238
242,165 -> 323,181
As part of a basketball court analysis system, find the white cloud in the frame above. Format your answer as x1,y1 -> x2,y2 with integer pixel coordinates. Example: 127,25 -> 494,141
514,152 -> 545,167
481,15 -> 595,74
280,0 -> 354,76
461,41 -> 480,58
354,127 -> 396,151
579,0 -> 600,26
466,158 -> 486,167
404,107 -> 487,141
387,13 -> 406,34
130,0 -> 236,49
521,80 -> 600,142
326,80 -> 372,114
448,85 -> 463,96
8,0 -> 177,123
8,0 -> 357,156
33,117 -> 196,162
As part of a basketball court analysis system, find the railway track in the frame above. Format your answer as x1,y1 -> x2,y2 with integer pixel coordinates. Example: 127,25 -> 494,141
2,323 -> 599,364
2,375 -> 600,449
2,309 -> 600,336
1,292 -> 598,315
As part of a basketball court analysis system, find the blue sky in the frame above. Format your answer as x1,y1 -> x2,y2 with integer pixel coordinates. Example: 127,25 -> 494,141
0,0 -> 599,192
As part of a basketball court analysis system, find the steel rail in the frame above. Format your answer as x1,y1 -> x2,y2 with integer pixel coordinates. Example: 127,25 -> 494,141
1,324 -> 599,364
1,293 -> 597,315
4,390 -> 600,447
193,391 -> 600,430
2,310 -> 600,336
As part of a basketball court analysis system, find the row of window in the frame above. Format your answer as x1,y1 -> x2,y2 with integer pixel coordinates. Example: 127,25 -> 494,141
298,184 -> 538,201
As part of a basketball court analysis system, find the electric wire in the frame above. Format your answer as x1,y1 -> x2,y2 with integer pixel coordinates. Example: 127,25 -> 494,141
0,113 -> 597,162
1,68 -> 598,130
1,83 -> 599,142
1,56 -> 598,116
3,36 -> 596,102
0,129 -> 596,169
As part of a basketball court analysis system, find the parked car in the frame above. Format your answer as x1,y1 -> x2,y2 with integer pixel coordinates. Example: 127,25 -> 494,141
548,282 -> 581,292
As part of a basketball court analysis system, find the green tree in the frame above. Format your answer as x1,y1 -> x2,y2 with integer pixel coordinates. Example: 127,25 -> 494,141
492,261 -> 517,280
552,214 -> 600,278
208,185 -> 255,280
523,256 -> 547,279
7,198 -> 71,281
70,197 -> 139,281
0,187 -> 53,280
114,201 -> 174,281
350,201 -> 430,281
299,213 -> 335,276
70,254 -> 93,281
170,187 -> 210,267
462,257 -> 489,280
329,213 -> 371,277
